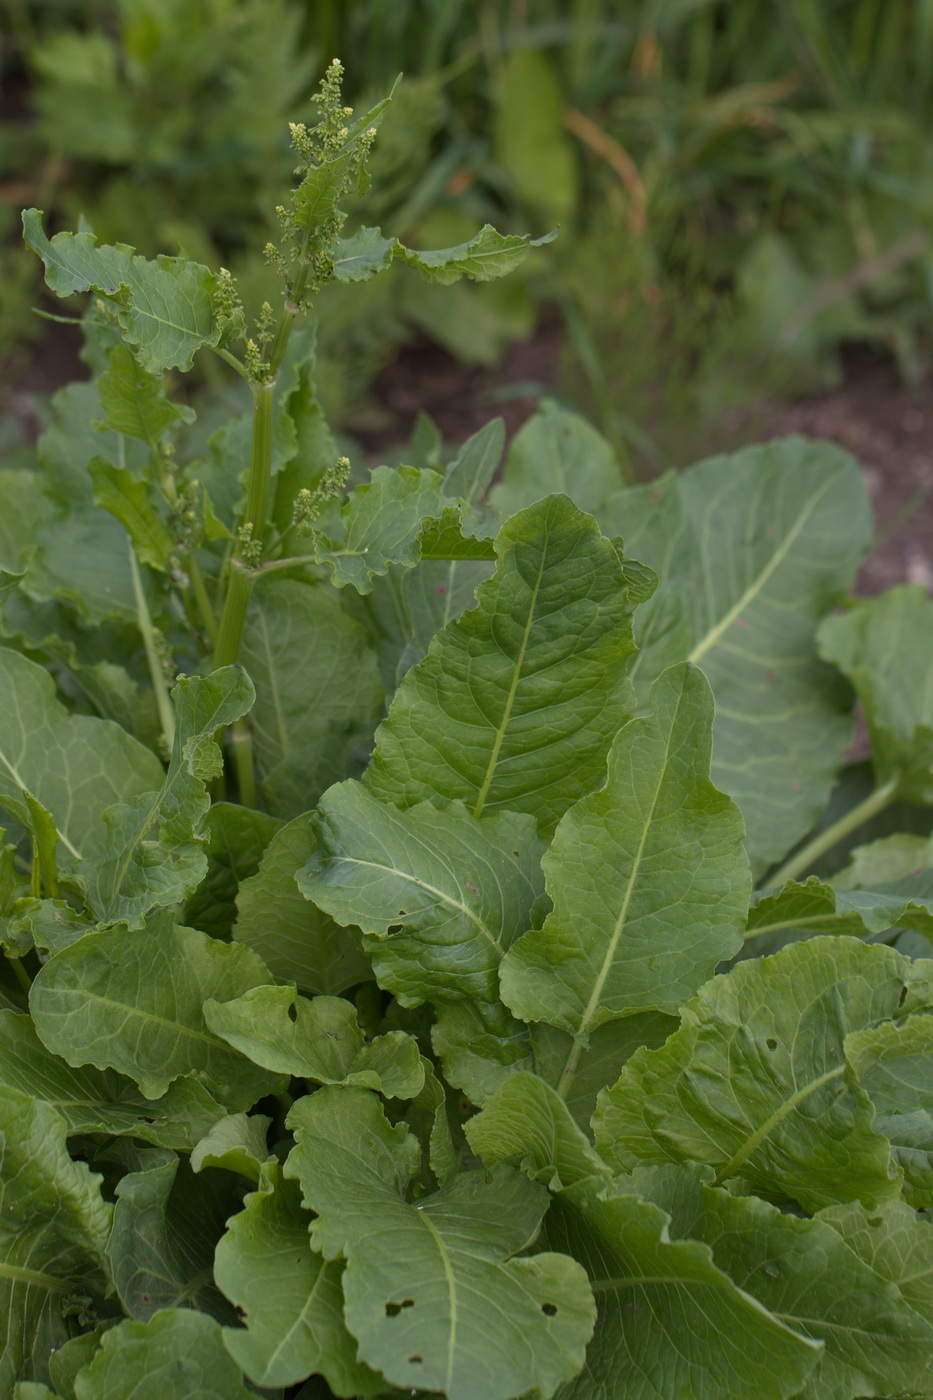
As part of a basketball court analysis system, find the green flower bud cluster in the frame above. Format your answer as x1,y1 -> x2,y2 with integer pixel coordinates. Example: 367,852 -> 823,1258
292,455 -> 352,532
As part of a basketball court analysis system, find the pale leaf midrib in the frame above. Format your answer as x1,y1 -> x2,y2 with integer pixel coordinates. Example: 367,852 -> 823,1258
336,856 -> 503,954
688,475 -> 837,666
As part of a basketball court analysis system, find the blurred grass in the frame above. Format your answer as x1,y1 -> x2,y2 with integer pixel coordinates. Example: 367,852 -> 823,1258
4,0 -> 933,468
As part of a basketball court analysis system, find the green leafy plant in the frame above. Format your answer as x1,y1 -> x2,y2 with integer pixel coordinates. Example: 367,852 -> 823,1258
2,59 -> 933,1400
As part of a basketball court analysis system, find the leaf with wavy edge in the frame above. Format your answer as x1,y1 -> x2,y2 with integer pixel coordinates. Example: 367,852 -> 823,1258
301,781 -> 546,1012
500,665 -> 749,1076
600,438 -> 872,873
70,1309 -> 254,1399
594,937 -> 932,1210
23,210 -> 219,374
30,911 -> 283,1106
365,494 -> 654,837
215,1159 -> 386,1394
285,1085 -> 594,1400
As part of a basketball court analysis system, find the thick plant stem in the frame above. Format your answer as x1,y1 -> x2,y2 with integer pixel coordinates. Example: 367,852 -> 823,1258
129,543 -> 175,749
186,552 -> 218,646
229,718 -> 256,808
556,1041 -> 584,1100
5,953 -> 31,994
213,380 -> 276,670
764,776 -> 899,887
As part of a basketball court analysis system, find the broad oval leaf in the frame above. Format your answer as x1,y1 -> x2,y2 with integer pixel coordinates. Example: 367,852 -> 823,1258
29,911 -> 283,1106
500,664 -> 749,1054
300,781 -> 546,1008
285,1085 -> 595,1400
71,1309 -> 254,1400
594,937 -> 931,1210
364,493 -> 654,836
600,438 -> 872,873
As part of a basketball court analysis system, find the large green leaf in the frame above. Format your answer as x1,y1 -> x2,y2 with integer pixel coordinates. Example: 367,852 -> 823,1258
300,781 -> 546,1009
0,1088 -> 112,1393
23,210 -> 220,373
817,1197 -> 933,1394
214,1159 -> 385,1394
286,1085 -> 595,1400
629,1163 -> 933,1400
600,438 -> 872,873
594,937 -> 930,1210
846,1011 -> 933,1206
87,460 -> 176,573
314,466 -> 445,592
818,585 -> 933,803
543,1176 -> 819,1400
84,667 -> 255,924
0,1010 -> 224,1150
500,665 -> 749,1059
397,224 -> 557,285
204,987 -> 424,1098
108,1151 -> 238,1322
746,874 -> 933,952
489,400 -> 623,521
528,1014 -> 680,1129
96,343 -> 194,445
240,578 -> 383,819
492,49 -> 578,226
70,1309 -> 254,1400
0,647 -> 163,867
29,911 -> 283,1106
233,816 -> 373,994
467,1071 -> 610,1190
365,494 -> 653,836
441,419 -> 504,504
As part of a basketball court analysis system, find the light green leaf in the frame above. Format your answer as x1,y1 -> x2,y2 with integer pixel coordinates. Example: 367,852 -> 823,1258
747,874 -> 933,950
23,210 -> 220,374
182,802 -> 281,942
467,1072 -> 610,1190
286,1086 -> 595,1400
489,399 -> 623,520
71,1309 -> 254,1400
189,1112 -> 272,1183
314,465 -> 446,593
442,418 -> 504,504
629,1163 -> 930,1400
365,494 -> 652,836
594,937 -> 928,1210
48,1328 -> 111,1400
0,468 -> 55,573
215,1159 -> 385,1394
492,49 -> 578,226
234,816 -> 373,994
240,578 -> 383,819
601,438 -> 872,873
818,585 -> 933,803
96,343 -> 194,445
817,1199 -> 933,1383
501,665 -> 749,1060
404,1055 -> 458,1188
8,899 -> 94,958
332,226 -> 395,282
204,987 -> 424,1098
847,1012 -> 933,1206
29,910 -> 283,1106
291,91 -> 394,233
417,502 -> 498,561
301,782 -> 546,1008
108,1152 -> 239,1322
29,510 -> 137,623
0,1088 -> 112,1393
88,459 -> 176,572
0,646 -> 163,866
834,832 -> 933,888
0,1010 -> 224,1149
543,1175 -> 819,1400
84,666 -> 255,925
398,223 -> 557,285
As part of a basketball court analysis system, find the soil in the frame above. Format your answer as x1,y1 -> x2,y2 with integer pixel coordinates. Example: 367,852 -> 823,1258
4,316 -> 932,600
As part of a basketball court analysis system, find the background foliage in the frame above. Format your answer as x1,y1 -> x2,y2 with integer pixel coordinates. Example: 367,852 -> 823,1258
6,0 -> 933,463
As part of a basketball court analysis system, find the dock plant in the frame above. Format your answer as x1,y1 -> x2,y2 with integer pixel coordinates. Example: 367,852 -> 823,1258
1,62 -> 932,1400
